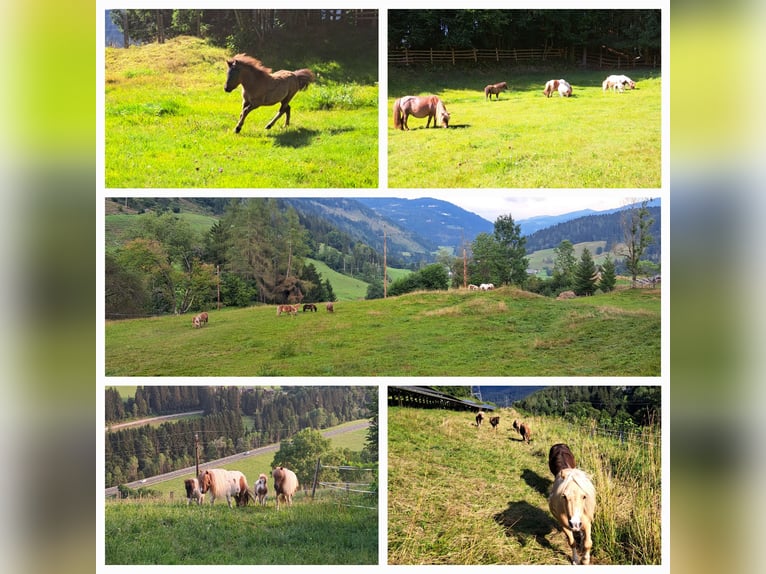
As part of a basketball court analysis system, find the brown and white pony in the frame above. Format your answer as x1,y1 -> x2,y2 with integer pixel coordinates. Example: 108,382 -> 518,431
393,95 -> 450,130
326,302 -> 334,313
468,284 -> 479,291
254,473 -> 269,506
544,79 -> 572,97
272,466 -> 299,510
602,74 -> 636,92
276,304 -> 298,317
184,477 -> 205,505
192,311 -> 209,328
489,416 -> 500,430
549,467 -> 597,564
484,81 -> 508,100
548,443 -> 577,477
198,468 -> 254,508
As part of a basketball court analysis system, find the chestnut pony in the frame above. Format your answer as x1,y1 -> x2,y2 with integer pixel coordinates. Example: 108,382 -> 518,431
393,95 -> 450,130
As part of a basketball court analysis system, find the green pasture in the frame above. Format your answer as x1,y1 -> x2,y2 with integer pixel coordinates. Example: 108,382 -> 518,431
388,68 -> 661,188
105,36 -> 378,188
388,406 -> 661,565
104,286 -> 660,376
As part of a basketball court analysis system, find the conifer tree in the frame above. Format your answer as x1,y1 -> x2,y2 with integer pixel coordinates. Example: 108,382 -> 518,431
574,248 -> 598,296
599,255 -> 617,292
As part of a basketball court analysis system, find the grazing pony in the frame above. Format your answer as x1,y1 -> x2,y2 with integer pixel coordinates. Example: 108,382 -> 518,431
489,416 -> 500,430
326,302 -> 334,313
549,467 -> 597,565
192,311 -> 208,328
479,283 -> 495,291
254,473 -> 269,506
393,95 -> 450,130
272,466 -> 300,510
543,79 -> 560,97
484,81 -> 508,100
277,304 -> 298,317
184,477 -> 204,505
302,303 -> 317,312
468,284 -> 479,291
602,74 -> 636,93
548,443 -> 577,477
544,79 -> 572,97
475,410 -> 485,427
519,422 -> 532,443
198,468 -> 254,508
513,419 -> 521,433
224,54 -> 315,132
557,79 -> 572,97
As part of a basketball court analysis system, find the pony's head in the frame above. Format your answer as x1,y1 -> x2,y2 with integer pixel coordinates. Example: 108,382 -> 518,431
198,470 -> 213,493
437,102 -> 450,128
552,468 -> 595,532
224,58 -> 244,92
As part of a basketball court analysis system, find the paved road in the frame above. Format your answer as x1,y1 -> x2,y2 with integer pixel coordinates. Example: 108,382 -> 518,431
104,420 -> 370,498
106,410 -> 205,431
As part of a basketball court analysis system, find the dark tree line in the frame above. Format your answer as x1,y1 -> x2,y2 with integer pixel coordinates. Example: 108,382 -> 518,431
389,9 -> 660,56
105,386 -> 375,487
515,386 -> 660,429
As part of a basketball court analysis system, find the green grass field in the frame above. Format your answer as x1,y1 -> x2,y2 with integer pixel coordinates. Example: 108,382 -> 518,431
388,406 -> 661,565
105,286 -> 660,376
388,68 -> 661,188
105,36 -> 377,188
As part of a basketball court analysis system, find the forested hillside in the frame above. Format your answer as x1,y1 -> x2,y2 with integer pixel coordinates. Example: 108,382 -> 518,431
104,386 -> 375,487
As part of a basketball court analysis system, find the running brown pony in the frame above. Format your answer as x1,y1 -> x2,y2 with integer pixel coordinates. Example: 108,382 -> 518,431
484,81 -> 508,100
224,54 -> 315,132
548,443 -> 577,476
392,95 -> 450,130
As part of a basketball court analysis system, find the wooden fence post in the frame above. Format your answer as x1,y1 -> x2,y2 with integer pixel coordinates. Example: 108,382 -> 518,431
311,458 -> 321,499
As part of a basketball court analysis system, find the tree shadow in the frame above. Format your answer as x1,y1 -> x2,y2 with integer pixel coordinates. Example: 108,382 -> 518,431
521,468 -> 552,497
493,499 -> 556,551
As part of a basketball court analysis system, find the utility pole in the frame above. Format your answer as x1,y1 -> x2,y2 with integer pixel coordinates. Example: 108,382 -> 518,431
194,433 -> 200,477
462,231 -> 468,289
383,227 -> 387,298
216,265 -> 221,310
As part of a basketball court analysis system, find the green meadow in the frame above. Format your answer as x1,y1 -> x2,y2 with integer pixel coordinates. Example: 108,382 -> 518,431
388,68 -> 661,188
105,286 -> 660,376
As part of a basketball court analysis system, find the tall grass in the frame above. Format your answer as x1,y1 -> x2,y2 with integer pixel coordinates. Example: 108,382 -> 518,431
104,286 -> 660,376
388,68 -> 661,188
387,406 -> 661,565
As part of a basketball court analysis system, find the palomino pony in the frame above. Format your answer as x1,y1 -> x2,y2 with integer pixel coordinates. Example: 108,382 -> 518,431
548,443 -> 577,477
198,468 -> 254,508
393,95 -> 450,130
484,81 -> 508,100
224,54 -> 315,132
549,467 -> 597,565
254,473 -> 269,506
272,466 -> 299,510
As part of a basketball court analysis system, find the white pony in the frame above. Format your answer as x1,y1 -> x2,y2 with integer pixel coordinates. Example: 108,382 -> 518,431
549,467 -> 597,565
479,283 -> 495,291
557,79 -> 572,97
272,466 -> 299,510
602,74 -> 636,92
198,468 -> 253,508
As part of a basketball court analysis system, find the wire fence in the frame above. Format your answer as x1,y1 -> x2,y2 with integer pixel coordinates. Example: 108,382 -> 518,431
312,461 -> 377,510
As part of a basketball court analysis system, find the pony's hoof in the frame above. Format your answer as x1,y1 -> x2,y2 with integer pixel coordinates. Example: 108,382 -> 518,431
235,127 -> 241,134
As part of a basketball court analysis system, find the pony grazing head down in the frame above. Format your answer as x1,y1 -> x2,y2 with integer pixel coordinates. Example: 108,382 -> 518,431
549,467 -> 597,565
272,466 -> 299,510
198,468 -> 253,508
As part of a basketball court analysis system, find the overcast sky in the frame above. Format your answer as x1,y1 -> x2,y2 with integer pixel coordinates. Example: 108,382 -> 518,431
388,190 -> 659,222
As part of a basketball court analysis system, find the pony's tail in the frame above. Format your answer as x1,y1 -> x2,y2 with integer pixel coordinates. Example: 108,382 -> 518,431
294,69 -> 315,91
393,98 -> 403,130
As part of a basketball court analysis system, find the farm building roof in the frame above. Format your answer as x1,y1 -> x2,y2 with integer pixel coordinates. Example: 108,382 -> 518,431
388,386 -> 495,412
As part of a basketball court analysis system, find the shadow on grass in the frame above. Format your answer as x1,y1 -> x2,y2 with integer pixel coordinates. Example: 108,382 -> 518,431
269,127 -> 321,148
493,500 -> 555,550
521,468 -> 552,497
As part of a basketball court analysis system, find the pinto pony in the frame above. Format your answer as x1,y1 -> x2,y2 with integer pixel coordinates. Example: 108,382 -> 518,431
393,95 -> 450,130
184,477 -> 205,505
224,54 -> 315,132
484,81 -> 508,100
548,443 -> 577,477
254,473 -> 269,506
549,467 -> 597,565
603,74 -> 636,93
198,468 -> 254,508
272,466 -> 299,510
544,79 -> 572,97
192,311 -> 208,328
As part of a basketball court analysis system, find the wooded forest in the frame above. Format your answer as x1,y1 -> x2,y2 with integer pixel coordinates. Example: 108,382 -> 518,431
388,9 -> 660,56
105,386 -> 376,487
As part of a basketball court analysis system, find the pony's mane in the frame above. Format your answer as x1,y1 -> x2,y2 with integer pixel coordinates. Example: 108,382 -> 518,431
231,54 -> 272,74
561,468 -> 596,500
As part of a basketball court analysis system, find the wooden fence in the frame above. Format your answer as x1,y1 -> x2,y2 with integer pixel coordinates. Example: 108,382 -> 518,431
389,46 -> 660,69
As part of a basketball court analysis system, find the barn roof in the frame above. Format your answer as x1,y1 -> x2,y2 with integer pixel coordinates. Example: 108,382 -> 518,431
388,386 -> 496,412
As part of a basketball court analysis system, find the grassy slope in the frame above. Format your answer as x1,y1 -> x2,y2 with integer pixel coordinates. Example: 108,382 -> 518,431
105,286 -> 660,376
388,68 -> 661,188
387,406 -> 661,565
105,36 -> 377,188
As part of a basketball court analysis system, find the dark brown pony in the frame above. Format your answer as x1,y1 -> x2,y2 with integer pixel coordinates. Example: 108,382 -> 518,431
484,81 -> 508,100
475,411 -> 485,427
393,95 -> 450,130
302,304 -> 317,312
224,54 -> 315,132
548,443 -> 576,476
489,416 -> 500,430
